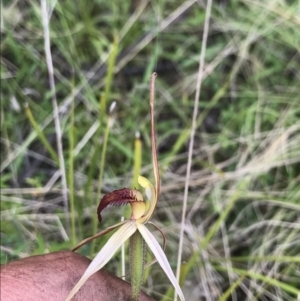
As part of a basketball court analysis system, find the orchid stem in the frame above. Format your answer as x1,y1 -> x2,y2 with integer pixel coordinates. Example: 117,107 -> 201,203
129,230 -> 146,301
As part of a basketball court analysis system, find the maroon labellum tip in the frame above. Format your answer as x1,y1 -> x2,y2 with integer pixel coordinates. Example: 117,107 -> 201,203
97,188 -> 144,222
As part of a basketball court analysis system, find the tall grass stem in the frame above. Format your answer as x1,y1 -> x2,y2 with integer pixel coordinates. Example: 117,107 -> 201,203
40,0 -> 69,233
90,103 -> 115,256
68,84 -> 76,246
174,1 -> 213,300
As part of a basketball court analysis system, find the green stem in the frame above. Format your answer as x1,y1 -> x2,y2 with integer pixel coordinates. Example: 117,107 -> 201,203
129,230 -> 146,301
86,35 -> 118,245
90,115 -> 111,256
132,132 -> 142,189
25,104 -> 59,164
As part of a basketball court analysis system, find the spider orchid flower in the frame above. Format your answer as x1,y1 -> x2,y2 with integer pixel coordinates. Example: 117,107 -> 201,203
65,73 -> 185,301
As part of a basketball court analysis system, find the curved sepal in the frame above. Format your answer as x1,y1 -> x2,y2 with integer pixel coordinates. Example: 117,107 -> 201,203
137,223 -> 185,301
65,221 -> 137,301
72,220 -> 127,252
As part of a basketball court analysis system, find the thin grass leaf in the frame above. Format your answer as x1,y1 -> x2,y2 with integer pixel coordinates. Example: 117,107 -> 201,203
90,102 -> 116,255
24,104 -> 59,164
68,80 -> 76,246
217,275 -> 246,301
215,265 -> 300,296
201,178 -> 250,249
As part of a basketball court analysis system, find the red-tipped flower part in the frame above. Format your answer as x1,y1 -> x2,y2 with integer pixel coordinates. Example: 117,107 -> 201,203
97,188 -> 145,222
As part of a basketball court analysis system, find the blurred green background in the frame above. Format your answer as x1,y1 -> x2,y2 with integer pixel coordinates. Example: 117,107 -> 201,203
1,0 -> 300,300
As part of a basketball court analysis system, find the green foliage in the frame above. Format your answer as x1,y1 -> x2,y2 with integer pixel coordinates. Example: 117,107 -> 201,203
2,0 -> 300,300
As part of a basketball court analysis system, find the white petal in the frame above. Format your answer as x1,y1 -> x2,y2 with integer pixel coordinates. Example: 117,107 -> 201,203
145,186 -> 152,200
137,223 -> 185,301
65,221 -> 137,301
